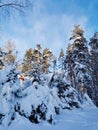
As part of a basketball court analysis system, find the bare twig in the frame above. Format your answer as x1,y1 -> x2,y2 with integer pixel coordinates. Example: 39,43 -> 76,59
0,2 -> 25,8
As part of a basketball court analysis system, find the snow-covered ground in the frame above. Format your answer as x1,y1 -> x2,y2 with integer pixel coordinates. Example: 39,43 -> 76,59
0,107 -> 98,130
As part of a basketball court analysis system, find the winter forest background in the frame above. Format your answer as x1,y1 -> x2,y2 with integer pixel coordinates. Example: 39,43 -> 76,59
0,0 -> 98,130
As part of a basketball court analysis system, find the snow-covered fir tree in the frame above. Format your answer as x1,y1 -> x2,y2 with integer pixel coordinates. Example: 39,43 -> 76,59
48,73 -> 81,109
89,32 -> 98,106
64,25 -> 94,101
0,64 -> 20,126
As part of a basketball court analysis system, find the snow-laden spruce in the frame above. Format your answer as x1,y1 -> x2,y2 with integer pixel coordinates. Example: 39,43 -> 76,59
65,25 -> 94,101
89,32 -> 98,106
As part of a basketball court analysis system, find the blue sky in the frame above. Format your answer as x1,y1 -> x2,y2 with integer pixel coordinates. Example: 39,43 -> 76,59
0,0 -> 98,58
